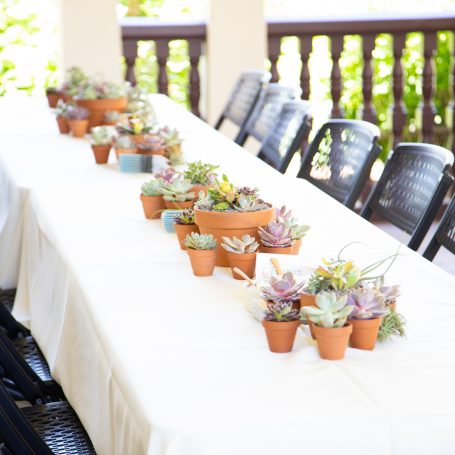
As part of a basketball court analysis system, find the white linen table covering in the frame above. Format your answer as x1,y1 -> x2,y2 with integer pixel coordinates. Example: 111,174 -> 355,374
0,96 -> 454,454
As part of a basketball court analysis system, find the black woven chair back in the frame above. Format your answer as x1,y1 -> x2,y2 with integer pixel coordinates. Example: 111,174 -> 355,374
423,193 -> 455,261
257,100 -> 311,172
214,70 -> 271,131
361,143 -> 454,250
297,119 -> 381,209
234,84 -> 298,146
0,291 -> 30,338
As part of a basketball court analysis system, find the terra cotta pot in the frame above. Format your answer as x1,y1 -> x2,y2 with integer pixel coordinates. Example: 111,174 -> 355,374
91,144 -> 111,164
260,245 -> 294,255
312,323 -> 352,360
226,251 -> 256,280
56,116 -> 69,134
140,194 -> 165,220
175,223 -> 199,250
349,317 -> 382,350
76,97 -> 127,128
115,147 -> 137,160
164,200 -> 194,210
187,248 -> 216,277
68,119 -> 89,138
262,319 -> 300,353
292,238 -> 302,255
46,91 -> 61,108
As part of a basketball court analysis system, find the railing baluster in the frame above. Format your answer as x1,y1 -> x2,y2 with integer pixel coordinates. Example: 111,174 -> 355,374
422,31 -> 437,143
123,39 -> 138,85
362,34 -> 377,124
268,36 -> 281,83
156,39 -> 169,95
188,39 -> 202,117
299,36 -> 312,100
392,33 -> 407,146
330,35 -> 344,118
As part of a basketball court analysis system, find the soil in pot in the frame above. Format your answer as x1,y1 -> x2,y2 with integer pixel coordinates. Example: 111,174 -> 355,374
175,224 -> 199,250
312,323 -> 352,360
164,200 -> 194,210
349,318 -> 382,350
187,248 -> 216,277
292,239 -> 302,255
260,245 -> 294,255
68,119 -> 89,138
262,319 -> 300,353
76,97 -> 127,128
194,207 -> 275,267
140,194 -> 165,220
115,148 -> 137,160
91,145 -> 111,164
226,252 -> 256,280
56,116 -> 69,134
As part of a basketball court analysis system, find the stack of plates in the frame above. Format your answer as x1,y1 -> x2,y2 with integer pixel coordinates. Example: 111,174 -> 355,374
119,154 -> 170,174
161,209 -> 183,233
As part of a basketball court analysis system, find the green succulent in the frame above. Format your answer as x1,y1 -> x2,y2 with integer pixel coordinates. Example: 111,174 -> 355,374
161,177 -> 195,202
378,308 -> 406,342
141,179 -> 163,197
90,126 -> 114,146
174,209 -> 195,225
114,135 -> 135,149
55,99 -> 71,117
183,161 -> 219,185
184,232 -> 217,250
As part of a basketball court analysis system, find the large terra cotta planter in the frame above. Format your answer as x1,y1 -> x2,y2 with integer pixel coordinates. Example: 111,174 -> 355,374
349,317 -> 382,350
91,145 -> 111,164
140,194 -> 165,220
260,244 -> 294,255
174,223 -> 199,250
75,97 -> 127,128
226,251 -> 256,280
262,319 -> 300,353
68,119 -> 89,138
187,248 -> 216,277
56,116 -> 69,134
164,200 -> 194,210
194,207 -> 275,267
312,323 -> 352,360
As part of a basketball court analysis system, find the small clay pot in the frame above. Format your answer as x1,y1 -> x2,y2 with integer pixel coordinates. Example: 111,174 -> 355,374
292,238 -> 302,255
140,194 -> 165,220
226,252 -> 256,280
349,317 -> 382,350
91,144 -> 111,164
260,245 -> 294,255
312,323 -> 352,360
46,91 -> 60,108
164,200 -> 194,210
262,319 -> 301,353
115,147 -> 137,160
175,223 -> 199,250
130,134 -> 148,144
76,97 -> 127,128
300,293 -> 317,339
56,116 -> 69,134
62,93 -> 73,103
68,119 -> 89,138
187,248 -> 216,277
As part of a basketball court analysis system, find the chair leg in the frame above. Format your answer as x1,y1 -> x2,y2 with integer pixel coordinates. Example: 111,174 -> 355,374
422,238 -> 441,261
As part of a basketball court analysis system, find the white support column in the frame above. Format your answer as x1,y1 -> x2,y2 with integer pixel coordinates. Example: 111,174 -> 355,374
206,0 -> 266,124
58,0 -> 123,82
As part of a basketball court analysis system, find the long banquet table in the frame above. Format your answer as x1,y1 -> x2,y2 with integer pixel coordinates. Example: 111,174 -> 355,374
0,95 -> 455,454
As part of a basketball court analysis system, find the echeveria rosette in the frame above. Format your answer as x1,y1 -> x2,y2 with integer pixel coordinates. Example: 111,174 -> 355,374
301,292 -> 353,328
263,302 -> 300,322
347,289 -> 389,320
275,205 -> 310,240
153,167 -> 177,184
258,220 -> 294,248
221,235 -> 259,254
260,272 -> 304,304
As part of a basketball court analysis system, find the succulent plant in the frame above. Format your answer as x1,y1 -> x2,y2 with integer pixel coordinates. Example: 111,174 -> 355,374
137,136 -> 165,152
174,209 -> 195,225
65,105 -> 89,120
76,80 -> 126,100
378,309 -> 406,342
378,282 -> 401,305
104,110 -> 121,122
62,66 -> 88,95
301,291 -> 353,328
184,232 -> 217,250
126,85 -> 156,117
160,126 -> 182,147
263,302 -> 300,322
154,167 -> 177,184
221,235 -> 259,254
347,289 -> 389,320
183,161 -> 219,185
275,206 -> 310,240
116,115 -> 154,136
161,177 -> 195,202
55,99 -> 71,117
90,126 -> 114,146
258,220 -> 294,248
114,135 -> 135,149
141,179 -> 163,197
260,272 -> 304,304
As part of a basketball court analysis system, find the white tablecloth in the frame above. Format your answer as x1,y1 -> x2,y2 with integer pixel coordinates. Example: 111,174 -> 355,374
1,96 -> 455,454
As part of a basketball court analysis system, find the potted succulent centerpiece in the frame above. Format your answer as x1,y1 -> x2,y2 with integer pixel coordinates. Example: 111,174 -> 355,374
75,80 -> 127,128
301,292 -> 353,360
161,177 -> 195,210
137,136 -> 166,156
54,100 -> 70,134
262,302 -> 301,353
174,209 -> 199,250
194,175 -> 275,267
113,135 -> 137,159
183,160 -> 219,195
221,235 -> 259,279
61,66 -> 88,102
258,219 -> 295,254
46,87 -> 61,108
275,206 -> 310,255
90,126 -> 114,164
260,271 -> 305,310
65,105 -> 90,138
160,126 -> 184,165
184,232 -> 217,277
140,178 -> 165,219
104,110 -> 121,126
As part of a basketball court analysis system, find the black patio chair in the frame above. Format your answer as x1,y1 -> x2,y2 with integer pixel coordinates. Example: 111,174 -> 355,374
297,119 -> 381,209
256,100 -> 312,173
234,83 -> 298,146
361,143 -> 454,251
0,289 -> 30,339
214,70 -> 271,135
0,289 -> 16,313
423,193 -> 455,261
0,379 -> 95,454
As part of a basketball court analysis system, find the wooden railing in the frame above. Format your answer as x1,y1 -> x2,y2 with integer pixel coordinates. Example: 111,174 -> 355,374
120,13 -> 455,152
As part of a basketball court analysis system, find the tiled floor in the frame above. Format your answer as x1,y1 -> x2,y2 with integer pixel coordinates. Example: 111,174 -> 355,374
373,221 -> 454,276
